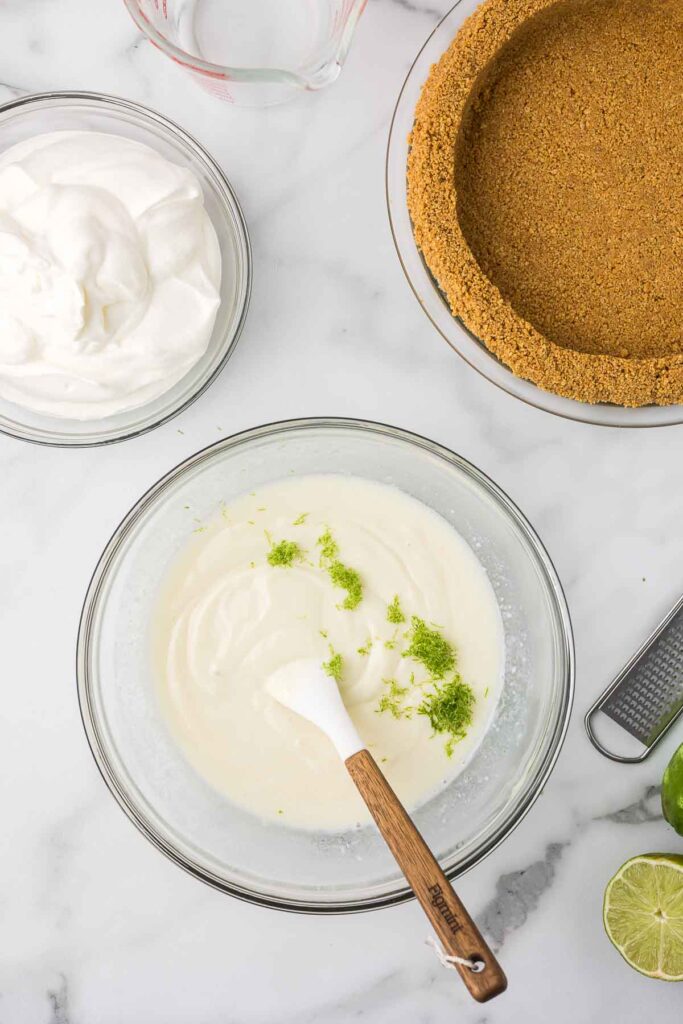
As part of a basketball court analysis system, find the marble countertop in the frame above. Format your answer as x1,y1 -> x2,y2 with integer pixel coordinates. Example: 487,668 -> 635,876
2,1 -> 682,1020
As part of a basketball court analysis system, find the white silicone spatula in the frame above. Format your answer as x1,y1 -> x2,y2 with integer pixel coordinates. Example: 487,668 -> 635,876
267,660 -> 507,1003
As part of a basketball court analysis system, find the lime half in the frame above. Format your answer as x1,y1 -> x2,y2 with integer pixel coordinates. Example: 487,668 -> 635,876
662,743 -> 683,837
604,854 -> 683,981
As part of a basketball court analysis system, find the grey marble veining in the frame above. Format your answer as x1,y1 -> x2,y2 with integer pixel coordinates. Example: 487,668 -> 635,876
478,842 -> 567,952
46,976 -> 69,1024
1,1 -> 682,1022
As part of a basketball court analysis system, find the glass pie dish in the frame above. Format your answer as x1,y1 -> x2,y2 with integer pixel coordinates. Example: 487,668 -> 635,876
0,91 -> 251,447
386,0 -> 683,428
78,418 -> 574,912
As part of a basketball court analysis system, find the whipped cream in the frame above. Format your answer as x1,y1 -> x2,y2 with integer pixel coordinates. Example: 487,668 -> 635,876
0,131 -> 221,420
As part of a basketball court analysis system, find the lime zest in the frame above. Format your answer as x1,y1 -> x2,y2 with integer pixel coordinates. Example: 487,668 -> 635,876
317,527 -> 363,610
417,674 -> 475,756
402,616 -> 455,679
376,678 -> 412,719
387,595 -> 406,624
328,560 -> 363,610
267,538 -> 304,567
384,628 -> 399,650
316,527 -> 339,563
322,646 -> 344,684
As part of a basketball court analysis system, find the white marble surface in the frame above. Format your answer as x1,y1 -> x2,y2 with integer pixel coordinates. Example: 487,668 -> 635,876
1,1 -> 683,1020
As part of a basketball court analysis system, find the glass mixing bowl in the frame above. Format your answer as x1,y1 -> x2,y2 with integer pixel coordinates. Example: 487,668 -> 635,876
0,92 -> 251,447
386,0 -> 683,428
78,418 -> 574,912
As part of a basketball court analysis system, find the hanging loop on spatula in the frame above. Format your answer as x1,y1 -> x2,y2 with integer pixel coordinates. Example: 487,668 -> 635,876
426,936 -> 485,972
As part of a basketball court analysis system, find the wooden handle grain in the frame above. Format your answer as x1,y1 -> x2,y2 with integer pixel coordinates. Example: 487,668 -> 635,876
346,749 -> 507,1003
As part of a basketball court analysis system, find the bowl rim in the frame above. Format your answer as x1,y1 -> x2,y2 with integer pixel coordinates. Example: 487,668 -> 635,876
0,90 -> 252,448
77,416 -> 575,914
385,0 -> 683,429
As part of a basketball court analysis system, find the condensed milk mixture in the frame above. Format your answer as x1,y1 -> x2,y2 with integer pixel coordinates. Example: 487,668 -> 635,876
153,475 -> 505,830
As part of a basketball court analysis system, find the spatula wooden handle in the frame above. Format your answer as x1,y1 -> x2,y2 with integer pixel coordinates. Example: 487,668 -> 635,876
346,749 -> 507,1003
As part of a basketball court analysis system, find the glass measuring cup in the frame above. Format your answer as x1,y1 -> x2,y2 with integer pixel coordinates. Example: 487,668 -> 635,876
124,1 -> 367,106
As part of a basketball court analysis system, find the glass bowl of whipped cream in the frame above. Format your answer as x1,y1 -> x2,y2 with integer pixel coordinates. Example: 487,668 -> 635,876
0,92 -> 251,446
78,418 -> 574,912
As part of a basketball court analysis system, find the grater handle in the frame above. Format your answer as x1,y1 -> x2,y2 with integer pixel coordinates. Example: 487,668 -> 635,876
584,592 -> 683,762
584,703 -> 651,763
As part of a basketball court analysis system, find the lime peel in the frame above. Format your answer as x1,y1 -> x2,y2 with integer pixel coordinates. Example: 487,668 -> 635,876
662,742 -> 683,837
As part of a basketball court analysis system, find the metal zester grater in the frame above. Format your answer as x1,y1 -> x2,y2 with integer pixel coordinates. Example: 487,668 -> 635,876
585,594 -> 683,762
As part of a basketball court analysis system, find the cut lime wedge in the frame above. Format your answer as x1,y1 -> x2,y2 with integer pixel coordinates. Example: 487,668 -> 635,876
603,854 -> 683,981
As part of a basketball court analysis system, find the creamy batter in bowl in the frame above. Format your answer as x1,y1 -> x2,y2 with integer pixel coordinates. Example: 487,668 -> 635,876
0,92 -> 250,446
78,418 -> 574,912
154,475 -> 506,831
